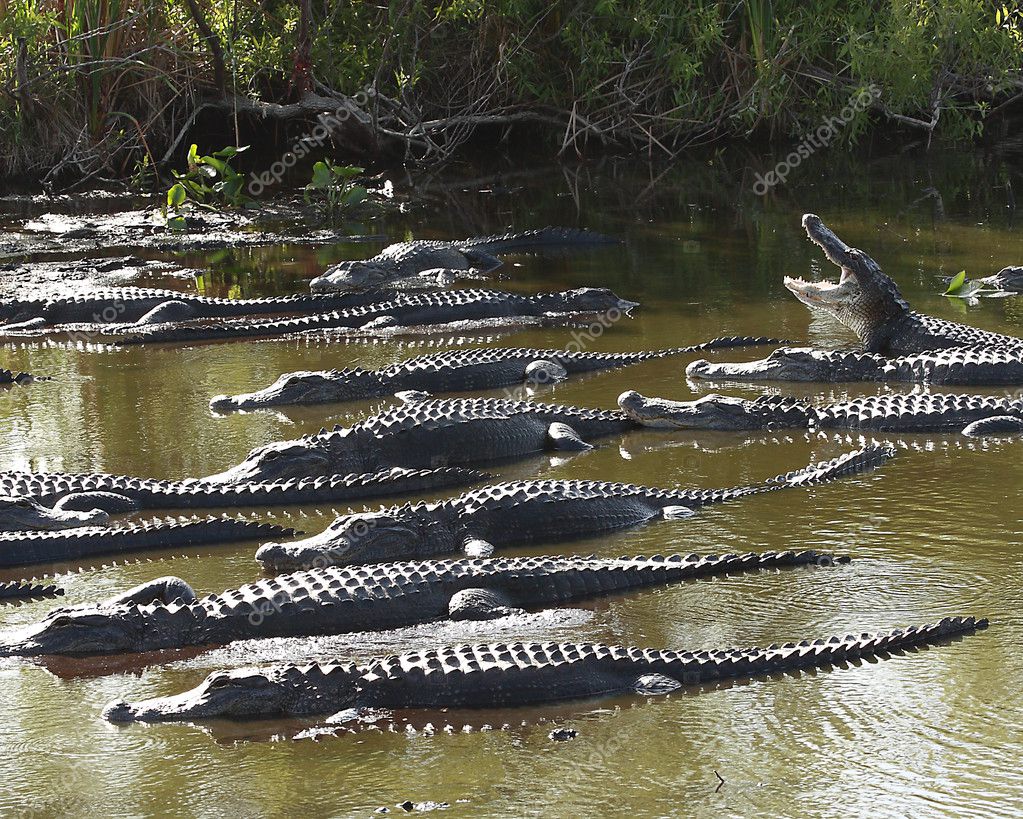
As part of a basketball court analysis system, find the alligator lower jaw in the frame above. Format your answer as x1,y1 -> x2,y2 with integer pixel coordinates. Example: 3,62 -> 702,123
783,275 -> 848,309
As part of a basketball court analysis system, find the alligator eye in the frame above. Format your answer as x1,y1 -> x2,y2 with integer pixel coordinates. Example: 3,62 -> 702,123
206,674 -> 233,689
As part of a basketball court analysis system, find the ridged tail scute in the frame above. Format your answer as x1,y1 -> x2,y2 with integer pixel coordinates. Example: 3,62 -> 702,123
773,443 -> 895,488
464,227 -> 619,251
676,336 -> 789,354
0,580 -> 64,601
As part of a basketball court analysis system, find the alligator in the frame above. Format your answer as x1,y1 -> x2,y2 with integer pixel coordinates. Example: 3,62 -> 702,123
209,337 -> 786,412
0,550 -> 840,657
0,286 -> 380,331
619,391 -> 1023,437
204,396 -> 637,484
784,214 -> 1023,353
101,616 -> 988,723
105,288 -> 637,345
0,517 -> 295,569
0,467 -> 486,514
0,495 -> 109,531
978,266 -> 1023,292
308,228 -> 617,293
0,580 -> 64,602
254,444 -> 891,572
685,346 -> 1023,385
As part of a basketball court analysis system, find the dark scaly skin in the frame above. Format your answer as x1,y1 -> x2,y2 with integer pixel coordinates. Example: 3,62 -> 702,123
0,518 -> 296,569
0,581 -> 64,601
619,391 -> 1023,435
309,228 -> 617,292
979,266 -> 1023,292
785,215 -> 1023,353
101,616 -> 989,722
104,288 -> 637,345
0,467 -> 487,512
209,337 -> 786,412
255,445 -> 892,572
0,550 -> 840,657
1,369 -> 46,385
205,397 -> 637,484
685,346 -> 1023,385
0,495 -> 108,531
0,287 -> 380,328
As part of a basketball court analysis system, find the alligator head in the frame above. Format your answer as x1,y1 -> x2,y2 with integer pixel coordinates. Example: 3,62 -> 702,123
209,368 -> 382,412
0,607 -> 143,656
618,391 -> 762,430
0,495 -> 109,531
256,506 -> 431,572
103,663 -> 362,722
686,348 -> 851,382
543,287 -> 639,315
203,438 -> 348,483
784,214 -> 911,349
310,261 -> 392,293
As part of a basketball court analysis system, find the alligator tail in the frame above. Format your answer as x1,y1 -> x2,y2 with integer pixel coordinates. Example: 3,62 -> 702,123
464,227 -> 618,251
669,335 -> 789,355
691,443 -> 895,506
0,580 -> 64,601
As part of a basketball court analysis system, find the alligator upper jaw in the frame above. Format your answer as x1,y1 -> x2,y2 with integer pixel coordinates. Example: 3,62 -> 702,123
686,355 -> 789,382
618,390 -> 703,429
103,693 -> 216,723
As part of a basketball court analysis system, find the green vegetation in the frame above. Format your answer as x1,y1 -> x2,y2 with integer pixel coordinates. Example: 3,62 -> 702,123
2,1 -> 1022,186
303,161 -> 368,222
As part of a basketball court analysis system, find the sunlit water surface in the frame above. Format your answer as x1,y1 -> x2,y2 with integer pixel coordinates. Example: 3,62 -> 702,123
1,149 -> 1021,817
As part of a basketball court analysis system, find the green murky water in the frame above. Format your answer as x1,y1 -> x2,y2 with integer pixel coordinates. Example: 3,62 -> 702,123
1,148 -> 1022,817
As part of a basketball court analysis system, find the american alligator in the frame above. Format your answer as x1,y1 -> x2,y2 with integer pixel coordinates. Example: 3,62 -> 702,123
0,518 -> 295,569
0,468 -> 486,514
785,214 -> 1023,353
0,286 -> 379,330
0,495 -> 108,531
205,397 -> 636,484
101,616 -> 988,723
0,580 -> 64,601
0,550 -> 840,657
254,445 -> 891,572
107,288 -> 636,345
209,337 -> 785,412
308,228 -> 616,293
685,346 -> 1023,385
619,391 -> 1023,436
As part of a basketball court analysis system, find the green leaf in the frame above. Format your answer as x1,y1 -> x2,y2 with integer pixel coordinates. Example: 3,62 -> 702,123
187,143 -> 199,167
167,183 -> 187,208
342,187 -> 368,207
945,270 -> 967,294
311,161 -> 332,188
166,215 -> 187,231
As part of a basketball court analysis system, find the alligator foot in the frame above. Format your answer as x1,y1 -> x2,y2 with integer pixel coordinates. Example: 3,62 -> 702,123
447,588 -> 523,621
547,422 -> 592,451
101,576 -> 198,608
962,415 -> 1023,437
53,491 -> 140,514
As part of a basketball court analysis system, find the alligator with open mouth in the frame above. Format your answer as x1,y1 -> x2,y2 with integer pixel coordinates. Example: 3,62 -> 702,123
619,391 -> 1023,437
0,286 -> 379,331
26,287 -> 636,345
0,550 -> 839,657
0,517 -> 295,569
685,346 -> 1023,385
0,467 -> 486,514
785,215 -> 1023,353
308,228 -> 616,293
101,616 -> 988,723
254,444 -> 891,573
209,337 -> 785,412
204,396 -> 637,484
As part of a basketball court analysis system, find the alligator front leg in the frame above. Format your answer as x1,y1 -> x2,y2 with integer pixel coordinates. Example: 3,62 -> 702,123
447,588 -> 523,621
53,491 -> 139,514
525,359 -> 569,385
547,422 -> 593,451
962,415 -> 1023,437
661,505 -> 697,520
462,249 -> 504,273
102,576 -> 197,607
